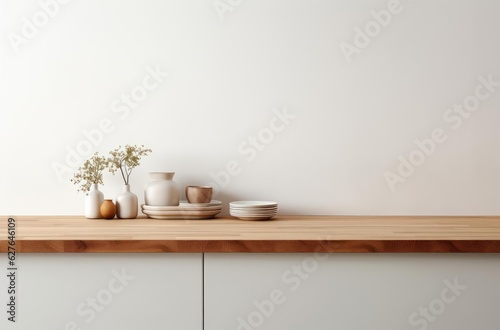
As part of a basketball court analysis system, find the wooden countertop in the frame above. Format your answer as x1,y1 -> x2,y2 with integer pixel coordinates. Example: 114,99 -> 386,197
1,215 -> 500,253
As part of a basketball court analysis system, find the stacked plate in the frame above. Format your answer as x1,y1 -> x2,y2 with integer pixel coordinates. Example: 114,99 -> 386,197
141,200 -> 222,220
229,201 -> 278,220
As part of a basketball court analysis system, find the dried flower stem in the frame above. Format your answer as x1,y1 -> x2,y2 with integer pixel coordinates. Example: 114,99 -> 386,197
108,145 -> 152,185
70,153 -> 107,193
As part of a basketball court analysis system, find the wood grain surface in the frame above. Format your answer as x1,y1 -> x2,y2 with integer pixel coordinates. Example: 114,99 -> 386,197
1,215 -> 500,253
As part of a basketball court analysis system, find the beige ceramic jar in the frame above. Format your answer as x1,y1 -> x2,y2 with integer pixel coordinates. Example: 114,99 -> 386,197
144,172 -> 180,206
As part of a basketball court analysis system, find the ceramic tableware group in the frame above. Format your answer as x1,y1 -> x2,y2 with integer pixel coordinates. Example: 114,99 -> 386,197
143,172 -> 219,219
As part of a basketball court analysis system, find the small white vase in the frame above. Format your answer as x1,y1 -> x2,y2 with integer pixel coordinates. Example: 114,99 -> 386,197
85,184 -> 104,219
144,172 -> 180,206
116,184 -> 138,219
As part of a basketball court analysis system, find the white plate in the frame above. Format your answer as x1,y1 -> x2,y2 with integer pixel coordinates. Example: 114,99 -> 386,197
231,213 -> 277,218
229,207 -> 278,212
233,215 -> 276,221
142,205 -> 222,212
230,210 -> 277,215
146,214 -> 218,220
142,200 -> 222,211
231,214 -> 277,218
144,210 -> 221,216
143,209 -> 221,216
229,201 -> 277,208
180,200 -> 222,207
230,207 -> 277,212
230,205 -> 277,209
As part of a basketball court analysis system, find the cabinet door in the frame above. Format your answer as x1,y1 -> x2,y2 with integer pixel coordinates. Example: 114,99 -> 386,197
204,253 -> 500,330
1,254 -> 202,330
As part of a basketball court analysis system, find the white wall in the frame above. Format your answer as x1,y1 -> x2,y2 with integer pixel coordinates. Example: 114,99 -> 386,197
1,0 -> 499,216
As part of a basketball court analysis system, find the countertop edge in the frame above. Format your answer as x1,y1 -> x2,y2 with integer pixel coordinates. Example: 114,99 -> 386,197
2,239 -> 500,253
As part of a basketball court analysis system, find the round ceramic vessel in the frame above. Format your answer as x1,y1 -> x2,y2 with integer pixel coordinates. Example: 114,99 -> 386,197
144,172 -> 180,206
185,186 -> 213,204
100,199 -> 116,219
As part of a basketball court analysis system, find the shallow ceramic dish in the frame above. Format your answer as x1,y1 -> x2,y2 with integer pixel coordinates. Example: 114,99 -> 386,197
230,208 -> 278,213
232,215 -> 276,221
145,214 -> 218,220
142,208 -> 221,220
229,201 -> 277,208
142,209 -> 220,216
142,200 -> 222,211
230,209 -> 277,213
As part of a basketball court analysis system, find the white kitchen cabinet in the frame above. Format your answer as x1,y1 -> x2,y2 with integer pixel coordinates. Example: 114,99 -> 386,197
1,254 -> 202,330
204,253 -> 500,330
3,252 -> 500,330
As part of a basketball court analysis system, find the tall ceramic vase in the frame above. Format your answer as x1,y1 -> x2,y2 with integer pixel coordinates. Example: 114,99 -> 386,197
85,184 -> 104,219
116,184 -> 138,219
144,172 -> 180,206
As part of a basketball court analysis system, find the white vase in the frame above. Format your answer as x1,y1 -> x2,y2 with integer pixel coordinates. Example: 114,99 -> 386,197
85,184 -> 104,219
144,172 -> 180,206
116,184 -> 138,219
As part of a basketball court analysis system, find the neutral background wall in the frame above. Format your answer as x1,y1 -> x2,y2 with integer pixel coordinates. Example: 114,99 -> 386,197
1,0 -> 499,216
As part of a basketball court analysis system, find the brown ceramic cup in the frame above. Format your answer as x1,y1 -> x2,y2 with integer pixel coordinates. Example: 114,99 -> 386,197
185,186 -> 213,204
